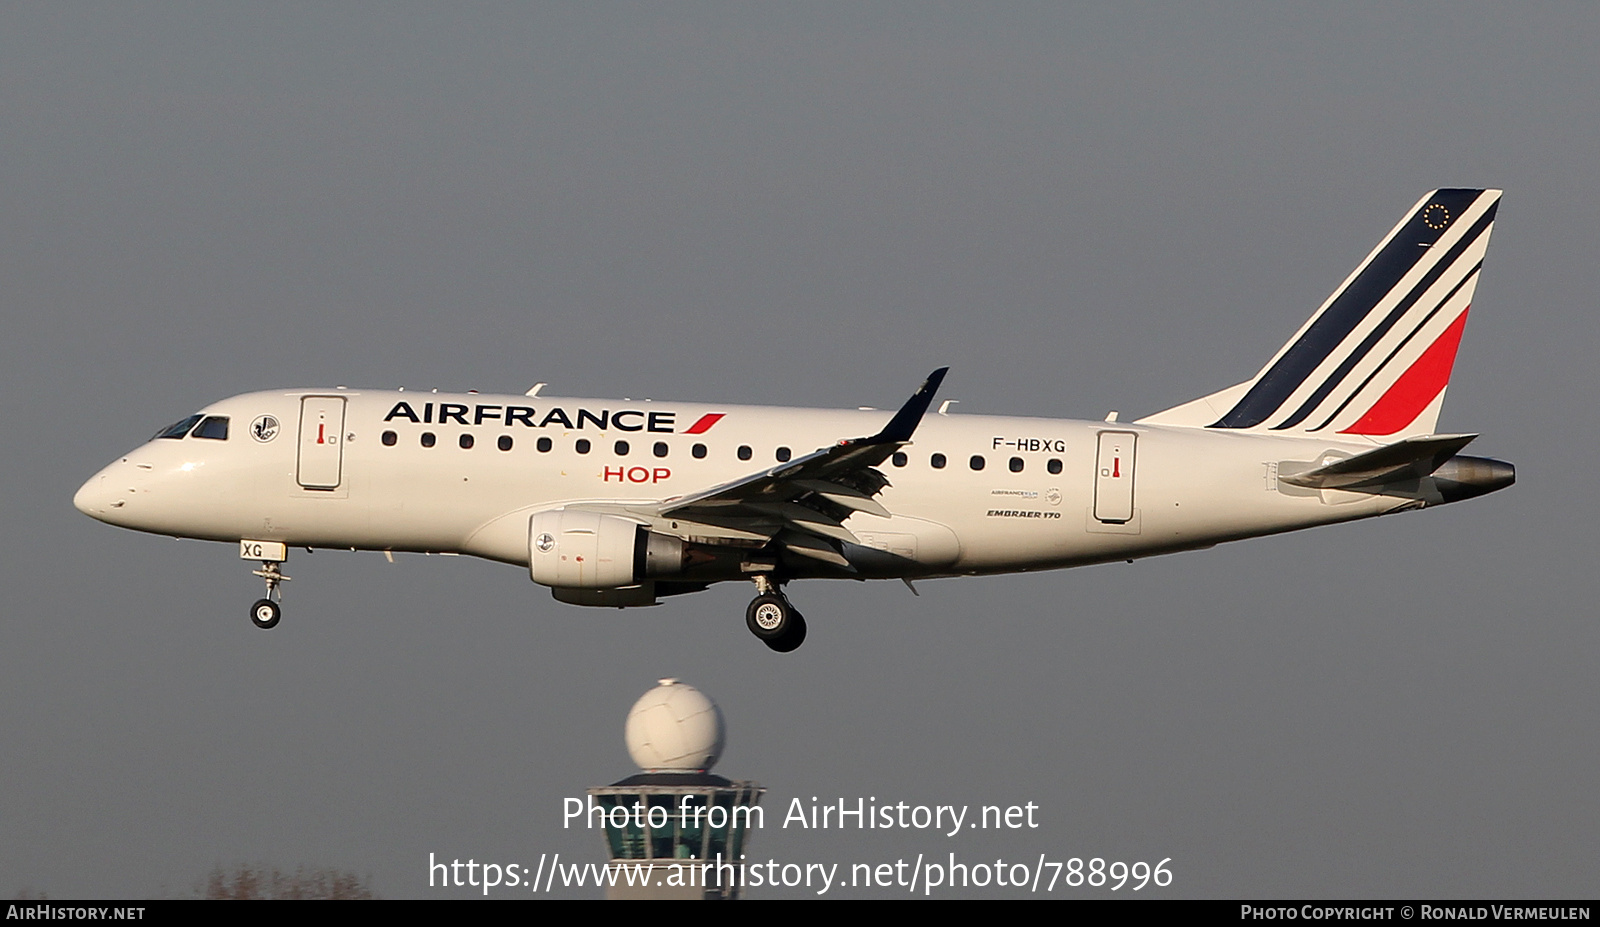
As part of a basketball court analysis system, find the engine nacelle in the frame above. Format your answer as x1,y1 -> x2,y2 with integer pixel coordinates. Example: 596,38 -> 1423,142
528,509 -> 685,589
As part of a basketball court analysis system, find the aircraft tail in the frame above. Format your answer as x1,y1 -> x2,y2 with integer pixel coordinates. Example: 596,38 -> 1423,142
1138,189 -> 1501,439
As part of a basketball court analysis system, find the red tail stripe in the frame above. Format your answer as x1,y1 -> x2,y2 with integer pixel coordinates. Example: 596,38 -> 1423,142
1339,308 -> 1470,436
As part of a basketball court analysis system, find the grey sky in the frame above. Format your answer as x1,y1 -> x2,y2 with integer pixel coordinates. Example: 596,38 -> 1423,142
2,3 -> 1595,898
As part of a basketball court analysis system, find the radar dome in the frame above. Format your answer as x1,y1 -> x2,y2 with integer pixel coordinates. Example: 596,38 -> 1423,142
624,678 -> 726,772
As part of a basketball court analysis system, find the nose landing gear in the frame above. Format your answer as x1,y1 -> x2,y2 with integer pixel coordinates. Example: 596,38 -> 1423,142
745,576 -> 807,652
249,560 -> 289,629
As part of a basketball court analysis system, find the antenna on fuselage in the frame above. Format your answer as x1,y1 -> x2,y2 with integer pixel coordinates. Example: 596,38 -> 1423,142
526,382 -> 547,397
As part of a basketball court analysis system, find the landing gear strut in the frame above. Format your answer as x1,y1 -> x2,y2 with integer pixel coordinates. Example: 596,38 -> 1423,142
746,576 -> 807,652
250,560 -> 289,629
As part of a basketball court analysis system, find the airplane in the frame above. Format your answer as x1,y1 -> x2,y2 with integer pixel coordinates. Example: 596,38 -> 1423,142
74,189 -> 1515,652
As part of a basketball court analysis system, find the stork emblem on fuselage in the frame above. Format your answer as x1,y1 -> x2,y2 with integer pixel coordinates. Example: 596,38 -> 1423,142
251,415 -> 280,443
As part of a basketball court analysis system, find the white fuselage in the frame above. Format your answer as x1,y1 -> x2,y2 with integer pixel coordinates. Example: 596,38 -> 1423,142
74,388 -> 1411,583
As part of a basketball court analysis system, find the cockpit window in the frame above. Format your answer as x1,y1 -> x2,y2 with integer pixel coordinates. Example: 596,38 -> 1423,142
153,414 -> 204,440
192,416 -> 230,440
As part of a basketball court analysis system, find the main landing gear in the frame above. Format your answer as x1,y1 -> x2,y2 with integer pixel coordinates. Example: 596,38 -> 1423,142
249,560 -> 289,629
746,576 -> 807,653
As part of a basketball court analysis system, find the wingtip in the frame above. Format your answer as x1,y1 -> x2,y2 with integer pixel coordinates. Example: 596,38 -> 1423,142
869,367 -> 951,444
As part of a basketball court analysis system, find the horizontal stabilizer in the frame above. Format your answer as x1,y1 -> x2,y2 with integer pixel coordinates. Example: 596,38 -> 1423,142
1280,433 -> 1476,490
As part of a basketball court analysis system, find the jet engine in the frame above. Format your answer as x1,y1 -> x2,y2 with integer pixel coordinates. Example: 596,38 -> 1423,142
528,509 -> 685,589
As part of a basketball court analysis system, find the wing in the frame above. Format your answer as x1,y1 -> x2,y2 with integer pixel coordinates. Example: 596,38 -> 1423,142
647,368 -> 948,569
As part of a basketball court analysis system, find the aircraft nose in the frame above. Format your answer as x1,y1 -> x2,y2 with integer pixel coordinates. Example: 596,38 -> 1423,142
74,472 -> 107,517
74,464 -> 130,521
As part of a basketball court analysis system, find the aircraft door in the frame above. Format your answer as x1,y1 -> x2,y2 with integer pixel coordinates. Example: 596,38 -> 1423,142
1093,431 -> 1136,523
297,396 -> 347,489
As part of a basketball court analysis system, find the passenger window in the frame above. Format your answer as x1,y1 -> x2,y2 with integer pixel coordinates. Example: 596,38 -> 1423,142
892,452 -> 907,467
575,439 -> 591,454
1047,458 -> 1063,475
970,455 -> 985,471
1009,457 -> 1024,473
537,437 -> 552,453
738,445 -> 752,461
382,431 -> 397,446
692,443 -> 707,459
459,434 -> 475,449
653,442 -> 669,458
498,435 -> 513,451
931,453 -> 947,469
192,416 -> 230,440
153,413 -> 204,440
776,447 -> 792,462
421,432 -> 437,448
614,440 -> 630,456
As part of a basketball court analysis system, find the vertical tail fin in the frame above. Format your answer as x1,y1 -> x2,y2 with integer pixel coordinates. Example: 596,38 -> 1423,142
1139,189 -> 1500,439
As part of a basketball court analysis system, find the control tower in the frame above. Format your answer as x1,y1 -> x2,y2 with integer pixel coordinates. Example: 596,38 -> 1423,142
587,678 -> 764,900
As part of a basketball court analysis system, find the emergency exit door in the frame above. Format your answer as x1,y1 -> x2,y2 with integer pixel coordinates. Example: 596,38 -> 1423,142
1094,431 -> 1136,523
297,396 -> 347,489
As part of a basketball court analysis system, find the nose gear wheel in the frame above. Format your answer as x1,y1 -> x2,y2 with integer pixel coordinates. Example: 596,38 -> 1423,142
251,598 -> 281,629
249,560 -> 290,629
